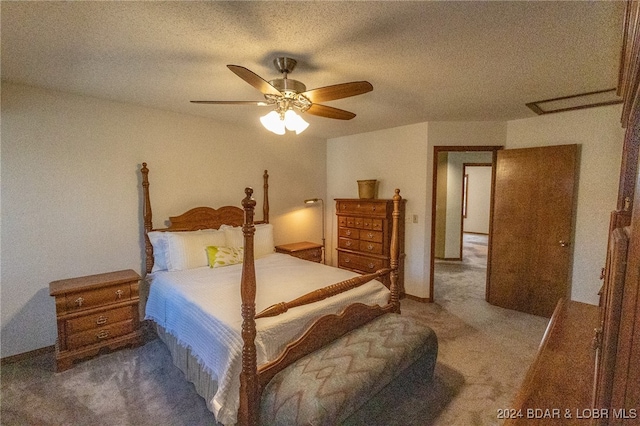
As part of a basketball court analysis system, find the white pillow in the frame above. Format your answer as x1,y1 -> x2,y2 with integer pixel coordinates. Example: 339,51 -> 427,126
164,229 -> 227,271
222,223 -> 274,258
147,231 -> 168,273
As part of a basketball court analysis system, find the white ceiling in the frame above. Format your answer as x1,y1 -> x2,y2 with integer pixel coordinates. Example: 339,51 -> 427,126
1,1 -> 624,140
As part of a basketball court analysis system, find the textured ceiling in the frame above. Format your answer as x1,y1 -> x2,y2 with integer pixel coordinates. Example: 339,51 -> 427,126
1,1 -> 624,139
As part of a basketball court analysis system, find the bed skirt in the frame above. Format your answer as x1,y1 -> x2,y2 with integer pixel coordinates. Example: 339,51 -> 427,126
154,325 -> 220,416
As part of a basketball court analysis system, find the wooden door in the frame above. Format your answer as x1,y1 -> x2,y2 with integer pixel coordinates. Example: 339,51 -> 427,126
487,144 -> 578,317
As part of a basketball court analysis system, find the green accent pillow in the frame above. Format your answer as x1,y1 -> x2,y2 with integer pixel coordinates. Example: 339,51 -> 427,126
206,246 -> 244,268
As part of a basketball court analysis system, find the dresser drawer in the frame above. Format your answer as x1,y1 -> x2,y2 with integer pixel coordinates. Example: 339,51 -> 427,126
338,251 -> 386,274
339,227 -> 360,239
360,240 -> 383,255
360,230 -> 383,243
361,218 -> 383,230
66,319 -> 135,350
336,200 -> 388,216
338,237 -> 359,250
65,305 -> 134,334
64,283 -> 132,312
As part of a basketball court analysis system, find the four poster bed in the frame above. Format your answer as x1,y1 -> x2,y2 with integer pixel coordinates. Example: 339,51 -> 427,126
139,163 -> 438,425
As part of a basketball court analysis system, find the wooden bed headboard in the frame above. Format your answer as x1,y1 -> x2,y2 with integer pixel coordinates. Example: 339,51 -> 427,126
140,163 -> 269,274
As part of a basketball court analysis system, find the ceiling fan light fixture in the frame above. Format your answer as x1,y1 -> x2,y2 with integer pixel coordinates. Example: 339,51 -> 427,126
284,109 -> 309,134
260,110 -> 286,135
261,108 -> 308,135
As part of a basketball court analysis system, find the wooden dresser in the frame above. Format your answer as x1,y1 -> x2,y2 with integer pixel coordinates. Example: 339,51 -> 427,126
49,269 -> 143,372
275,241 -> 324,263
335,198 -> 406,294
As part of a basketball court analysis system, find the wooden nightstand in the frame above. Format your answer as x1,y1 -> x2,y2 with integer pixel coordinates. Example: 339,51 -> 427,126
49,269 -> 143,372
275,242 -> 324,263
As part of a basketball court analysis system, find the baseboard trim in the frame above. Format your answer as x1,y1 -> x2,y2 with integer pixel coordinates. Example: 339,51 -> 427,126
1,345 -> 55,365
404,293 -> 432,303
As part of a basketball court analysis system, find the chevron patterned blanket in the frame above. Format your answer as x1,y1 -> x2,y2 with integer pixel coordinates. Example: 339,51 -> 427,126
260,313 -> 438,425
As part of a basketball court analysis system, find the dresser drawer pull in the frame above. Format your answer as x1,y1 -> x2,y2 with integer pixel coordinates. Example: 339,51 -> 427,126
96,316 -> 108,325
368,263 -> 375,269
367,244 -> 374,251
367,232 -> 374,238
371,206 -> 376,211
75,297 -> 85,307
346,230 -> 352,236
345,241 -> 352,247
115,289 -> 124,299
344,258 -> 351,263
355,221 -> 362,226
96,330 -> 110,340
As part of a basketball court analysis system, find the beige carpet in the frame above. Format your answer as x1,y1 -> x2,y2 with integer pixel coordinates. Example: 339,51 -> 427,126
1,236 -> 548,425
423,233 -> 548,425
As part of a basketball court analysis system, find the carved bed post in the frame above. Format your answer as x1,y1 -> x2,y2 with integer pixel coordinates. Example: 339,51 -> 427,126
263,170 -> 269,224
141,163 -> 154,275
389,189 -> 402,313
238,187 -> 259,426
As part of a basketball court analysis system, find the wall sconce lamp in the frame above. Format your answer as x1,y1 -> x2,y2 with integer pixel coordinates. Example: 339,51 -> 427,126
304,198 -> 325,264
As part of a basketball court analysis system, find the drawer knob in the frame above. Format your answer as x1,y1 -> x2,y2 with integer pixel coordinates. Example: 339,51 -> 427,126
96,330 -> 110,340
368,263 -> 375,269
367,244 -> 374,251
115,289 -> 124,299
367,232 -> 374,238
344,258 -> 350,263
346,230 -> 352,236
96,315 -> 108,325
346,241 -> 352,247
75,297 -> 84,307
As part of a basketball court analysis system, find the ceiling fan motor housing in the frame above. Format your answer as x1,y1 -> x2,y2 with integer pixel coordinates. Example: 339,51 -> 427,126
269,78 -> 307,95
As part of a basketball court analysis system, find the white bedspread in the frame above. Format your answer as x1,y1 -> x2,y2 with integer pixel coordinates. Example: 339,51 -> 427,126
145,253 -> 390,425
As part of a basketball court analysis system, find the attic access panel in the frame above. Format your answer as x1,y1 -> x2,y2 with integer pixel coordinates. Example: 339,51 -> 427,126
526,88 -> 622,115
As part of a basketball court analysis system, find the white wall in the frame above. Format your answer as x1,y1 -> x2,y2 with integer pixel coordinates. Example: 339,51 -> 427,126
506,105 -> 624,304
327,123 -> 429,298
328,112 -> 623,305
464,165 -> 492,234
1,83 -> 327,357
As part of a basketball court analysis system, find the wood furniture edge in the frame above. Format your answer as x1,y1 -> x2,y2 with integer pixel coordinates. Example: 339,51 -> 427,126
505,299 -> 599,425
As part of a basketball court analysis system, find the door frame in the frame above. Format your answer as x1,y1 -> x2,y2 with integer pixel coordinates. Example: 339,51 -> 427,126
429,145 -> 503,301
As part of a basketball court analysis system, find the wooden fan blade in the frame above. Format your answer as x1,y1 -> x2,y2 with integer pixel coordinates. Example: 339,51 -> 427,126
190,100 -> 270,106
306,104 -> 356,120
227,65 -> 282,96
301,81 -> 373,103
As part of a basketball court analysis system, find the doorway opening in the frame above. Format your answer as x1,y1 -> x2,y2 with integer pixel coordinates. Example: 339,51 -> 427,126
430,146 -> 502,302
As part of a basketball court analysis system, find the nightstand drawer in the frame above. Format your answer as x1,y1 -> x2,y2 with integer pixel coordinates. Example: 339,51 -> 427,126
294,248 -> 322,262
66,305 -> 134,334
64,283 -> 132,312
66,319 -> 135,350
275,242 -> 324,263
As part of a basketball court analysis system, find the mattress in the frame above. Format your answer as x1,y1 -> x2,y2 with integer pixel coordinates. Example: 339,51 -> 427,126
145,253 -> 390,425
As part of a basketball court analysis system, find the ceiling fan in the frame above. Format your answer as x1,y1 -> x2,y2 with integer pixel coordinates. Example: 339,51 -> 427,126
191,57 -> 373,134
